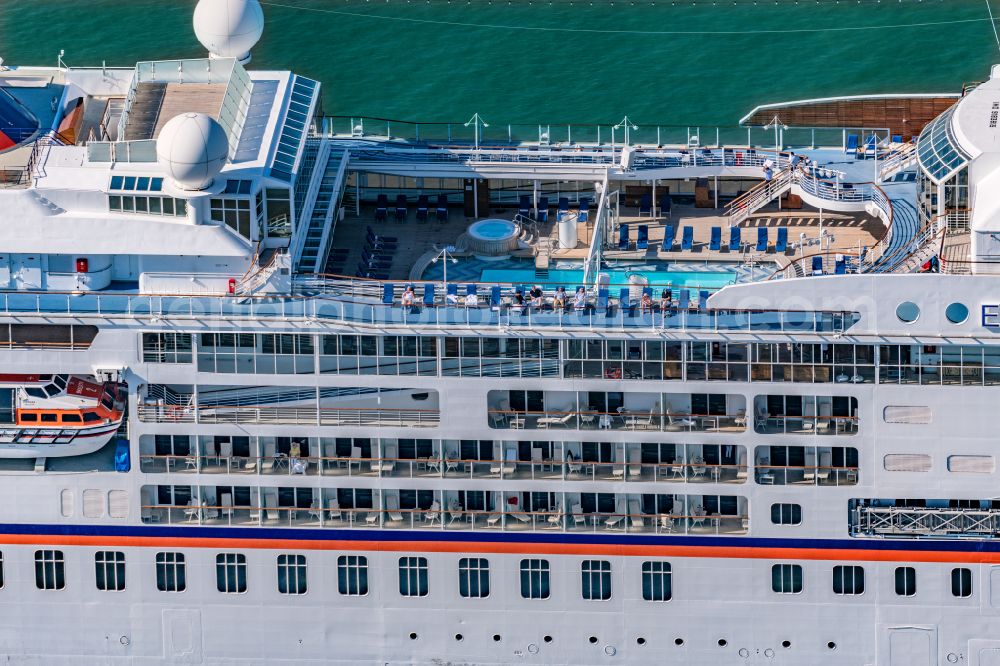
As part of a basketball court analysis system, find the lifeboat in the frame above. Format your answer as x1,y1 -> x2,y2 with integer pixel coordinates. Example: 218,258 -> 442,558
0,374 -> 126,458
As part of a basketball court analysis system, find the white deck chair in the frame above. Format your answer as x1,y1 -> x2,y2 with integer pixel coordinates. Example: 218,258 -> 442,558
547,508 -> 563,527
566,452 -> 582,475
501,445 -> 517,475
424,500 -> 441,524
386,495 -> 404,523
816,402 -> 833,433
327,499 -> 342,521
264,494 -> 278,521
627,449 -> 642,479
817,449 -> 833,482
350,445 -> 362,472
205,438 -> 218,465
628,499 -> 645,529
803,449 -> 817,483
382,442 -> 397,474
605,500 -> 626,529
489,444 -> 503,475
260,440 -> 276,472
220,492 -> 233,519
308,500 -> 322,522
571,503 -> 586,527
219,440 -> 233,468
736,449 -> 748,481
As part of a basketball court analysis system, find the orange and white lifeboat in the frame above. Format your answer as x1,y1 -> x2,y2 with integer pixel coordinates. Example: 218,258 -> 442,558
0,374 -> 126,458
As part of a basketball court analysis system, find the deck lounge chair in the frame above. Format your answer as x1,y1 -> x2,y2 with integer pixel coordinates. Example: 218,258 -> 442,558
261,440 -> 276,472
681,226 -> 694,251
367,225 -> 398,245
394,194 -> 407,222
327,499 -> 342,521
812,256 -> 824,276
775,227 -> 788,253
375,193 -> 388,222
709,227 -> 721,251
386,495 -> 404,523
639,193 -> 652,217
446,283 -> 458,304
659,194 -> 671,219
598,288 -> 610,318
490,285 -> 502,310
627,449 -> 642,479
619,288 -> 635,317
835,255 -> 847,274
518,194 -> 531,217
628,499 -> 645,528
756,227 -> 768,252
862,134 -> 877,158
465,284 -> 478,306
605,499 -> 627,529
679,289 -> 690,311
571,503 -> 586,528
663,224 -> 676,251
536,196 -> 549,222
845,134 -> 859,155
557,197 -> 569,216
381,283 -> 394,305
423,284 -> 436,306
698,290 -> 708,310
578,197 -> 590,222
415,194 -> 429,222
264,494 -> 278,521
381,442 -> 397,474
501,445 -> 517,475
729,226 -> 741,252
618,224 -> 630,250
436,194 -> 449,221
637,225 -> 649,250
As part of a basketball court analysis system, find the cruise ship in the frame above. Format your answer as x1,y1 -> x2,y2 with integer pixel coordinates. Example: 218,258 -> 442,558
1,0 -> 999,663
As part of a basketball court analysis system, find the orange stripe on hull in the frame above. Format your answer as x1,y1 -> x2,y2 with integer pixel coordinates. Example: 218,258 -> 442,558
1,533 -> 997,564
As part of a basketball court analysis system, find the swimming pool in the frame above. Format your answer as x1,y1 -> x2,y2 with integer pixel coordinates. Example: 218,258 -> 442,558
422,257 -> 738,290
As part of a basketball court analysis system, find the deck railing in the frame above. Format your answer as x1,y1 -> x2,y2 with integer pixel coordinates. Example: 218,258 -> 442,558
487,408 -> 747,433
142,503 -> 748,536
136,404 -> 439,427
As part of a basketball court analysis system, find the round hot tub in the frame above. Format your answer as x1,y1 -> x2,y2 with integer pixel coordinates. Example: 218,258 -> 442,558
465,218 -> 521,257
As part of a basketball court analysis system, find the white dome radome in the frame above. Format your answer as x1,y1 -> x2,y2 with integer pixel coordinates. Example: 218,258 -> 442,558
156,113 -> 230,191
193,0 -> 264,63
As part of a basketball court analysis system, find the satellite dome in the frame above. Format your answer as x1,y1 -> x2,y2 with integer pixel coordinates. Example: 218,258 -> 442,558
193,0 -> 264,64
156,113 -> 230,191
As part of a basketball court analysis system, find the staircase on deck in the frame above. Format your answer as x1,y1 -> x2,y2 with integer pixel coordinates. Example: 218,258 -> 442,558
294,143 -> 349,273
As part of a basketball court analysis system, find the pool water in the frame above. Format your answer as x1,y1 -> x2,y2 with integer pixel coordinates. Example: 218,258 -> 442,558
422,257 -> 737,290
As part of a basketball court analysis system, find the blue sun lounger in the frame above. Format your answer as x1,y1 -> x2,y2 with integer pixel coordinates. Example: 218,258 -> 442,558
729,226 -> 741,252
375,193 -> 388,222
446,283 -> 458,303
619,288 -> 635,317
578,197 -> 590,222
415,194 -> 429,223
536,196 -> 549,222
394,194 -> 408,222
679,289 -> 690,311
756,227 -> 768,252
663,225 -> 676,251
619,225 -> 630,250
835,256 -> 847,274
637,225 -> 649,250
659,194 -> 671,219
681,226 -> 694,251
423,284 -> 435,306
382,283 -> 394,305
639,194 -> 652,217
598,288 -> 611,317
436,194 -> 449,222
812,256 -> 824,275
490,286 -> 502,309
558,197 -> 569,216
709,227 -> 721,251
846,134 -> 859,155
698,290 -> 709,310
775,228 -> 788,253
518,195 -> 531,217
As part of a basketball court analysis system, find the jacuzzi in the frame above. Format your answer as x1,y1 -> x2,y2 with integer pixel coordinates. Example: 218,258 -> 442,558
465,218 -> 521,258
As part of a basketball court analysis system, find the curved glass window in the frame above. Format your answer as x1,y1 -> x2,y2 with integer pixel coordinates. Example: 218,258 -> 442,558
917,105 -> 970,184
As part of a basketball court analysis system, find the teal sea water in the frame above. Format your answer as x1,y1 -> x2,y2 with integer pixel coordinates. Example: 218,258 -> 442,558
1,0 -> 998,128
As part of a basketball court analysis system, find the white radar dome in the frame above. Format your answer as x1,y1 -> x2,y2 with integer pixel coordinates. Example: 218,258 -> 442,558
193,0 -> 264,64
156,113 -> 230,191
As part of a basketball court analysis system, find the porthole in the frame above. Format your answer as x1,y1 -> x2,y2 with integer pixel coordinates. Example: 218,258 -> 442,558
827,641 -> 837,650
896,301 -> 920,323
588,636 -> 599,644
492,634 -> 502,643
454,634 -> 463,642
408,632 -> 418,641
636,637 -> 646,646
543,635 -> 553,643
946,302 -> 969,324
674,638 -> 685,646
718,639 -> 728,648
781,640 -> 791,649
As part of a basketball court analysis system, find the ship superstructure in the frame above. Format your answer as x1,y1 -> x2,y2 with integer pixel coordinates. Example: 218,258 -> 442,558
0,1 -> 997,664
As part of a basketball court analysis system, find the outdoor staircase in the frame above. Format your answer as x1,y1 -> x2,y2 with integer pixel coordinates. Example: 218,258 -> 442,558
725,169 -> 794,227
292,142 -> 349,273
877,144 -> 918,183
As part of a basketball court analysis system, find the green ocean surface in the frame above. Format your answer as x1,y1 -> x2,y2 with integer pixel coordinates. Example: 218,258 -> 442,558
1,0 -> 997,129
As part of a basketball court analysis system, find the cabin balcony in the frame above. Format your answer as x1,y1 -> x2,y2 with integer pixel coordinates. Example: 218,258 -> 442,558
752,395 -> 858,435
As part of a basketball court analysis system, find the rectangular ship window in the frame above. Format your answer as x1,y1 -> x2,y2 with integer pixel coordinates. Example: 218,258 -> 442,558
338,555 -> 369,596
641,561 -> 671,601
459,558 -> 489,598
34,550 -> 65,590
832,565 -> 864,595
156,552 -> 186,592
398,556 -> 428,597
216,553 -> 247,594
520,559 -> 550,599
95,551 -> 126,591
277,554 -> 307,595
